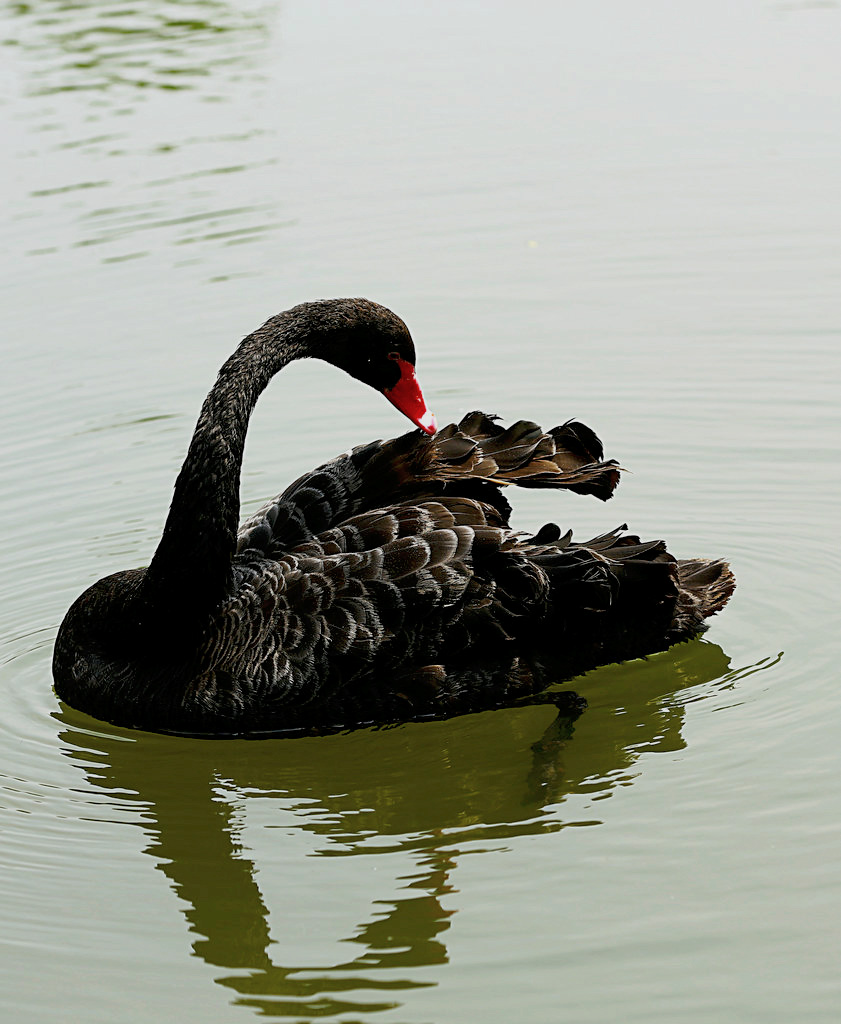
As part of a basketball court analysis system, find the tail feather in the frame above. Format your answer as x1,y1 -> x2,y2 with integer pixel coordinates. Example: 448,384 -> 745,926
519,526 -> 734,665
574,530 -> 735,636
676,558 -> 736,620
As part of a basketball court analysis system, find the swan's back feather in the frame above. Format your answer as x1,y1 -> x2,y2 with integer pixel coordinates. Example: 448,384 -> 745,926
187,486 -> 734,732
236,412 -> 620,557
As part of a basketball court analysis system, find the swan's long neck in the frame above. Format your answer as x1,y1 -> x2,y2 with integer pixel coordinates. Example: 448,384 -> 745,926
144,310 -> 308,621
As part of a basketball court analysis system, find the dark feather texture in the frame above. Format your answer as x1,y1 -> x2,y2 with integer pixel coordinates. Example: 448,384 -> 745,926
53,299 -> 734,735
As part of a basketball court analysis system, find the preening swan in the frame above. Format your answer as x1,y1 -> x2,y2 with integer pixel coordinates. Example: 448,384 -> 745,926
53,298 -> 734,735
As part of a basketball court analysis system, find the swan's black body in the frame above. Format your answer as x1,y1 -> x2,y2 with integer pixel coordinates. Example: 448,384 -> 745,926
53,299 -> 734,735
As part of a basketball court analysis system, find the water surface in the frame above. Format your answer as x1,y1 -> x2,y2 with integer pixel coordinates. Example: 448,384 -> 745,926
2,2 -> 840,1021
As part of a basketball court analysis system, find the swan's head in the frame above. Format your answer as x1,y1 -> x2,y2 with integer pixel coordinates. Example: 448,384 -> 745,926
289,298 -> 437,435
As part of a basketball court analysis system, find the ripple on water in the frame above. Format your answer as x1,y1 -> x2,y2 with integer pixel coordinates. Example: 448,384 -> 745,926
10,0 -> 272,99
5,0 -> 287,272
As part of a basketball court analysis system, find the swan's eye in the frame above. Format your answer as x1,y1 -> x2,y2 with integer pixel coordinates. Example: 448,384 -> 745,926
387,351 -> 400,361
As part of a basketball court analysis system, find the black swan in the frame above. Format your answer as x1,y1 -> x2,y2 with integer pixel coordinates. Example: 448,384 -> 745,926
53,298 -> 734,735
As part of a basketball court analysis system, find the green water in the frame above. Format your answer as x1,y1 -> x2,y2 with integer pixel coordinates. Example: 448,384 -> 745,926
2,2 -> 840,1021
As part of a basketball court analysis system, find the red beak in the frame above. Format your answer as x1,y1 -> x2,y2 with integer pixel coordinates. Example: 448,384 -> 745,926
384,358 -> 437,435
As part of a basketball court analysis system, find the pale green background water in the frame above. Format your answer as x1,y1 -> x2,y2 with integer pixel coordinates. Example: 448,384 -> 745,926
1,2 -> 840,1022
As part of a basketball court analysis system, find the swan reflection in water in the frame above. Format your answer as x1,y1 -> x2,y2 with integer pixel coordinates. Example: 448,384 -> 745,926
56,639 -> 775,1020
